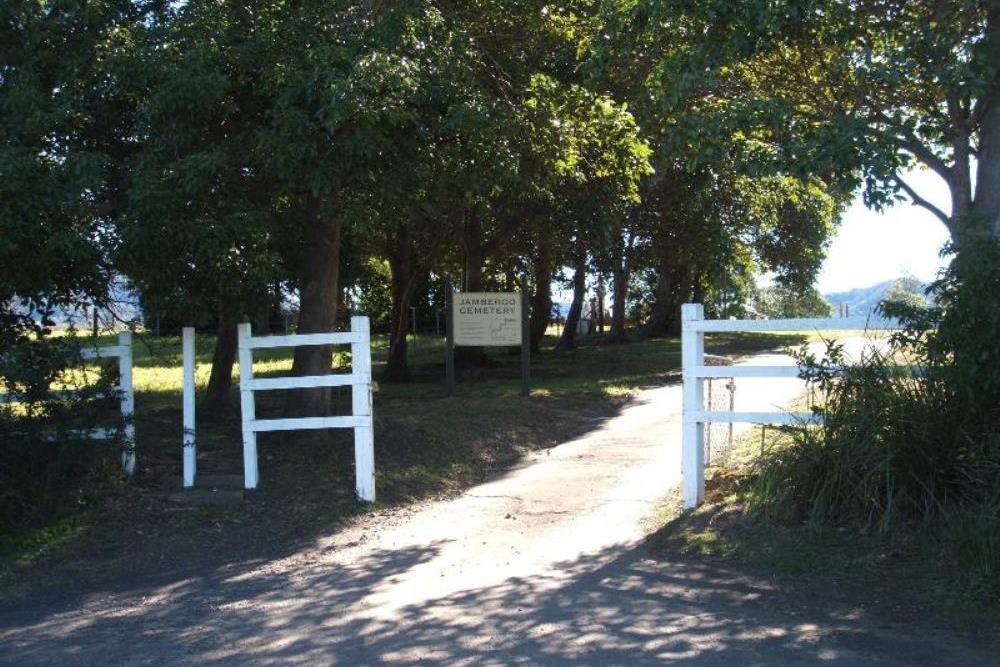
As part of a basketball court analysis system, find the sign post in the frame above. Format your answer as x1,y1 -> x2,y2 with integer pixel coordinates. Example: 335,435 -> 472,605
521,290 -> 530,397
446,291 -> 456,395
446,291 -> 529,396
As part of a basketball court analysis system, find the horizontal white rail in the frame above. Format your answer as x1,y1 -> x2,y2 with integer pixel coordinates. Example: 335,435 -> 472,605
28,427 -> 118,442
695,365 -> 802,379
81,345 -> 130,360
238,317 -> 375,501
248,373 -> 369,391
684,315 -> 899,333
245,332 -> 365,349
251,416 -> 369,432
681,303 -> 903,511
688,410 -> 821,426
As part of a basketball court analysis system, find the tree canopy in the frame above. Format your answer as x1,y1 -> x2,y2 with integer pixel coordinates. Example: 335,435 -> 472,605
3,0 -> 992,386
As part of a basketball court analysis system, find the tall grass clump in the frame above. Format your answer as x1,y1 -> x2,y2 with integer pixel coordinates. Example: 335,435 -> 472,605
749,240 -> 1000,594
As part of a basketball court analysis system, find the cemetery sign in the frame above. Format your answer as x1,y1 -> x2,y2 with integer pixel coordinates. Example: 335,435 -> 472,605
445,290 -> 529,396
453,292 -> 522,346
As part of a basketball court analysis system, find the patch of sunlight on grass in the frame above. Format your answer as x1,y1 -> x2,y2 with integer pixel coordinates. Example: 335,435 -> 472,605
601,384 -> 638,398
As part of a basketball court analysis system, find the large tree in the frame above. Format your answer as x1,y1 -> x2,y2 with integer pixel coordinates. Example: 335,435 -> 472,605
597,0 -> 998,247
0,0 -> 152,340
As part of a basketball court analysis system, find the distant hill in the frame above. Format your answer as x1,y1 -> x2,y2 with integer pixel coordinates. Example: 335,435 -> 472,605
824,277 -> 929,316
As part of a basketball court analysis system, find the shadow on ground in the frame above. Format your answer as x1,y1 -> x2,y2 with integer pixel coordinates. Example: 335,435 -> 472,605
1,535 -> 990,666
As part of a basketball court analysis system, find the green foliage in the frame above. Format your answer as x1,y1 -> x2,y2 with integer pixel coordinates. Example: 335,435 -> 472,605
351,257 -> 394,332
882,276 -> 930,311
755,284 -> 832,318
748,242 -> 1000,592
924,239 -> 1000,420
0,333 -> 124,536
0,1 -> 143,331
943,501 -> 1000,597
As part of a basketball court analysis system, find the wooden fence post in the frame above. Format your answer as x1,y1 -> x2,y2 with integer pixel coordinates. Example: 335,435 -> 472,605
118,331 -> 135,476
237,323 -> 259,489
445,290 -> 455,396
351,316 -> 375,501
182,327 -> 196,488
681,303 -> 705,509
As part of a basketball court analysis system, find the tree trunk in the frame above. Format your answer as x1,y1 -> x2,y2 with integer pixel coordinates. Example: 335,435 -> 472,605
596,274 -> 606,334
609,230 -> 634,344
384,226 -> 417,382
643,246 -> 674,338
457,208 -> 486,367
973,68 -> 1000,240
289,195 -> 343,415
253,292 -> 271,335
558,257 -> 586,349
529,241 -> 553,352
204,307 -> 237,408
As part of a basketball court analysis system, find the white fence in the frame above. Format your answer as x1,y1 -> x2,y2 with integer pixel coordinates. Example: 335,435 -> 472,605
681,303 -> 902,509
2,332 -> 136,475
237,317 -> 375,501
182,327 -> 196,487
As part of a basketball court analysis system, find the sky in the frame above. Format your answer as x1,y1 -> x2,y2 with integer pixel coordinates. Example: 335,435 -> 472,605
817,168 -> 953,294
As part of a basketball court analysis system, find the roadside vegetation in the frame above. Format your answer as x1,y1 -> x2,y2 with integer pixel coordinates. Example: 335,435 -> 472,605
654,246 -> 1000,636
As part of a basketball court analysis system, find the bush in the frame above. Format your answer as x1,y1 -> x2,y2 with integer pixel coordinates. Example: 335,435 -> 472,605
943,501 -> 1000,598
747,239 -> 1000,592
0,329 -> 124,539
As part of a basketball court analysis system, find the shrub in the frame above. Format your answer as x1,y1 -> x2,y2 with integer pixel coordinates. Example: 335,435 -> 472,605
747,240 -> 1000,591
0,328 -> 124,539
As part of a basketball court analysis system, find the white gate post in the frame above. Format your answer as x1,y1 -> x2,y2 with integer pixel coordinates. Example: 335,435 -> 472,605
681,304 -> 705,509
237,323 -> 259,489
118,331 -> 136,476
351,316 -> 375,502
182,327 -> 196,487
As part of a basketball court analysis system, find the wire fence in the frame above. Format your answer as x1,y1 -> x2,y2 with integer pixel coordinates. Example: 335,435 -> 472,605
702,355 -> 735,465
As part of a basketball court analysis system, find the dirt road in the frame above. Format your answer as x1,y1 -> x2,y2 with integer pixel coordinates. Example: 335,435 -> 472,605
0,348 -> 991,665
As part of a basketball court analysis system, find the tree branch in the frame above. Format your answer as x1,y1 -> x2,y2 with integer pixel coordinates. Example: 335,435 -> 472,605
898,136 -> 952,184
893,174 -> 953,232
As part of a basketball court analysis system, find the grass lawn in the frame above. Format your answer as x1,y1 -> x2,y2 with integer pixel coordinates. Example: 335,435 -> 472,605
647,419 -> 1000,643
0,327 -> 798,602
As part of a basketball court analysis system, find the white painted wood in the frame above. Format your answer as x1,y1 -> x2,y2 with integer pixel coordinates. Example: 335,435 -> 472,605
681,304 -> 705,509
0,389 -> 117,403
689,410 -> 822,425
118,332 -> 135,476
680,302 -> 906,509
696,364 -> 917,379
236,319 -> 375,500
251,416 -> 369,432
245,331 -> 364,349
249,373 -> 369,391
81,345 -> 129,360
34,428 -> 116,442
238,323 -> 259,489
684,315 -> 900,333
351,316 -> 375,502
182,327 -> 196,488
695,365 -> 804,379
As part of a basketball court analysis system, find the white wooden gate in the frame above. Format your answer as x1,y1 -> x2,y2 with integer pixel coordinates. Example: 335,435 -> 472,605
681,303 -> 902,509
236,317 -> 375,501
